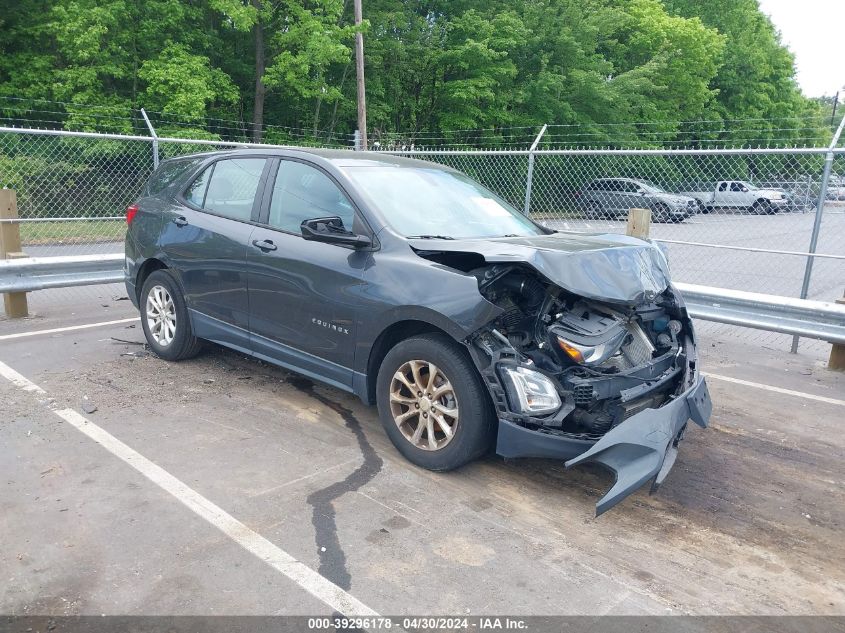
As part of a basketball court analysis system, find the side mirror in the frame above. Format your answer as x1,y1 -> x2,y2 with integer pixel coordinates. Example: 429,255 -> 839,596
638,189 -> 647,195
301,216 -> 372,248
741,187 -> 749,192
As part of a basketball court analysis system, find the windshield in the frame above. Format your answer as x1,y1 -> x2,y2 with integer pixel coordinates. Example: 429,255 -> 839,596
739,181 -> 758,190
641,181 -> 666,193
342,166 -> 545,239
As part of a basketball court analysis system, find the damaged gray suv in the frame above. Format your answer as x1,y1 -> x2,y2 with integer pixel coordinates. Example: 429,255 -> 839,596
125,149 -> 712,515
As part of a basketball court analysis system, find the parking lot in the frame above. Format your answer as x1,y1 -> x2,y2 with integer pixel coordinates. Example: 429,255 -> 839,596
543,206 -> 845,301
1,287 -> 844,618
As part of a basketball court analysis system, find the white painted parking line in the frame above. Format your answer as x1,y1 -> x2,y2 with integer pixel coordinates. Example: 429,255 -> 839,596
0,317 -> 140,341
0,359 -> 46,393
0,361 -> 379,618
703,372 -> 845,407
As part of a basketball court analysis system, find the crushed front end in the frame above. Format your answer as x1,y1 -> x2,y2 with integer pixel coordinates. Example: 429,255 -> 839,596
466,264 -> 712,515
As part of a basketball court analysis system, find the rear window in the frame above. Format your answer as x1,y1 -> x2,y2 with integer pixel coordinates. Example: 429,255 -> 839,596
143,158 -> 203,196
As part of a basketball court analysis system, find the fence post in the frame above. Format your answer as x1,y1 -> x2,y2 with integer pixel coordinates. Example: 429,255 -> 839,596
0,189 -> 29,318
523,124 -> 548,215
140,108 -> 159,169
353,129 -> 361,151
626,208 -> 652,239
791,114 -> 845,353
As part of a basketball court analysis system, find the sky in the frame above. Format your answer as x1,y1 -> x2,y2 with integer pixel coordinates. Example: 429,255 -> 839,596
757,0 -> 845,98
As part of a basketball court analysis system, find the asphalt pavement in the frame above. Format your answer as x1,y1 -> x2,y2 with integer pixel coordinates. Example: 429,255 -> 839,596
1,298 -> 844,618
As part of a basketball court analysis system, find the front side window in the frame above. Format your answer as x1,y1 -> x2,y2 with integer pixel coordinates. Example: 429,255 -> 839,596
730,182 -> 744,192
267,160 -> 355,233
342,166 -> 545,239
185,158 -> 267,222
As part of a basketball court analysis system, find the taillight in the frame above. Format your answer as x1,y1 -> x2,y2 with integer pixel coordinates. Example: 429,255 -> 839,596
126,204 -> 139,225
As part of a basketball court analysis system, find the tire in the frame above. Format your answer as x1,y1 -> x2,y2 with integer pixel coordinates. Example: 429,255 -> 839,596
751,200 -> 772,215
376,333 -> 495,471
140,269 -> 203,361
584,203 -> 603,220
652,203 -> 671,222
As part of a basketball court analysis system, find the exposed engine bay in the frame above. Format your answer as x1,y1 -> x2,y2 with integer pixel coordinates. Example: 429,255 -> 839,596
469,264 -> 690,440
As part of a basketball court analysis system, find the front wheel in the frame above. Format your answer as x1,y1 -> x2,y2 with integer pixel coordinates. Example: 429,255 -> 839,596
140,269 -> 203,361
376,334 -> 495,471
652,203 -> 672,222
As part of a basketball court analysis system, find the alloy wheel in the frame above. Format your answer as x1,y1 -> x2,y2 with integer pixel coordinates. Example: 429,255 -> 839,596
389,360 -> 460,451
146,284 -> 177,347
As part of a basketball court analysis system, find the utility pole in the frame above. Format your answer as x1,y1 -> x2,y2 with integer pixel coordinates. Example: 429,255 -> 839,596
832,91 -> 840,129
353,0 -> 367,150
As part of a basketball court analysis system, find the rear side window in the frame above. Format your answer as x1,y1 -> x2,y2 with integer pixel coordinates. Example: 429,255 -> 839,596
143,158 -> 202,196
185,158 -> 267,222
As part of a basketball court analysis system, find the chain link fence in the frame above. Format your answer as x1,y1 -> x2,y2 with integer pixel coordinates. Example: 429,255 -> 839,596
2,123 -> 844,355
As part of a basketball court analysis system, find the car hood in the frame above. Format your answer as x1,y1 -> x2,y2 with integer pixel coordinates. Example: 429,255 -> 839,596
409,232 -> 671,304
659,194 -> 694,204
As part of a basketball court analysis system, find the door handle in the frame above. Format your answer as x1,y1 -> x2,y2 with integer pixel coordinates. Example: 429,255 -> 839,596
172,216 -> 188,227
252,239 -> 278,252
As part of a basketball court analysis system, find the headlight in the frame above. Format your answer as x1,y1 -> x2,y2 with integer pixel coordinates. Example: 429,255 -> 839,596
556,328 -> 627,366
499,366 -> 561,416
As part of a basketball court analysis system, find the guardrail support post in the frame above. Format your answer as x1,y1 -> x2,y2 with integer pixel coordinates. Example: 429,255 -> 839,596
626,208 -> 652,239
830,294 -> 845,371
0,189 -> 29,318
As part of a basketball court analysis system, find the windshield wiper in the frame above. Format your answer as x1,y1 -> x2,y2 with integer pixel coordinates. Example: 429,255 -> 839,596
406,234 -> 455,240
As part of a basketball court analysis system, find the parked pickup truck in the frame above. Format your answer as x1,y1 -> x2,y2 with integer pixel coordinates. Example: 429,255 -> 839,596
680,180 -> 788,214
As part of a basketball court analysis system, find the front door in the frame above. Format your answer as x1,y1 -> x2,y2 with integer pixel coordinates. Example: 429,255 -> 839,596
246,158 -> 371,390
160,156 -> 269,350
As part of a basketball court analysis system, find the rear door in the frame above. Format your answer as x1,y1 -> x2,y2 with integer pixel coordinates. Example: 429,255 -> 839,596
713,181 -> 732,207
246,158 -> 372,390
618,180 -> 642,213
161,156 -> 270,350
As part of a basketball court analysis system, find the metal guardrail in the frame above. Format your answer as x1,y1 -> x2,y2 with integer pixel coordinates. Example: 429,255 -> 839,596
675,282 -> 845,345
0,254 -> 124,293
1,254 -> 844,346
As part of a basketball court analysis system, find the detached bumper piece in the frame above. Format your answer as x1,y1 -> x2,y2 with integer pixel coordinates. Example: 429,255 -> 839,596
565,375 -> 711,515
495,374 -> 711,516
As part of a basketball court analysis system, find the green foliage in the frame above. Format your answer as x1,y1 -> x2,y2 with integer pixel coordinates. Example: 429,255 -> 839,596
0,0 -> 825,146
139,43 -> 239,121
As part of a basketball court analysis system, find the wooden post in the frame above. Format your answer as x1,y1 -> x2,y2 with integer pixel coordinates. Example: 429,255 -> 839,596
829,295 -> 845,371
626,207 -> 651,239
353,0 -> 367,149
0,189 -> 29,318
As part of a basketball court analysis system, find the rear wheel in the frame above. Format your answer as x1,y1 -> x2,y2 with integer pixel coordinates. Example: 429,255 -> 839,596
376,334 -> 495,471
751,200 -> 772,215
584,203 -> 604,220
140,269 -> 203,361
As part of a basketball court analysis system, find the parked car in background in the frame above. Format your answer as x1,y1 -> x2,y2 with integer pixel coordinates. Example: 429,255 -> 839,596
680,180 -> 788,214
124,149 -> 711,515
826,176 -> 845,201
577,178 -> 696,222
